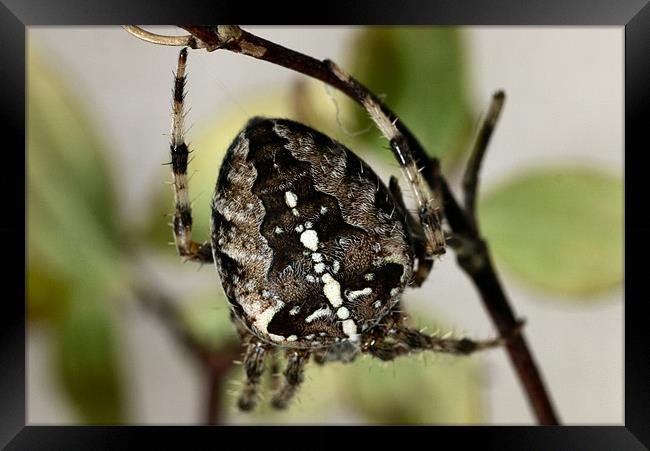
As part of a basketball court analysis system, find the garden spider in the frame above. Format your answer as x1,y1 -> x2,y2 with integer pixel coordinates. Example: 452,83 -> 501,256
168,46 -> 506,412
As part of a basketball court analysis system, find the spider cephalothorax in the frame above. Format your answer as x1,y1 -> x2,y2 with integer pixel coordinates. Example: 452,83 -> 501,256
166,47 -> 503,411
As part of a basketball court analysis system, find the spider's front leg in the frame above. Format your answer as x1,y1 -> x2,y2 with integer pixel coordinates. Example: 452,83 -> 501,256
168,48 -> 213,263
361,307 -> 514,361
271,348 -> 311,410
326,60 -> 446,260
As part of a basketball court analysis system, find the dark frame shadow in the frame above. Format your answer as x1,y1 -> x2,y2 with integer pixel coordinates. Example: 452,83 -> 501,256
4,0 -> 647,448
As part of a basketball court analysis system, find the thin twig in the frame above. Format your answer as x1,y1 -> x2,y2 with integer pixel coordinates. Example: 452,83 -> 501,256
450,230 -> 558,424
122,25 -> 208,49
462,90 -> 505,229
132,281 -> 206,360
204,350 -> 241,425
205,369 -> 222,425
124,25 -> 559,425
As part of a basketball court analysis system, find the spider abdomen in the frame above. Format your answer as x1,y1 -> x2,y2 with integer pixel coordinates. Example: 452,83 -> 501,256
211,117 -> 414,348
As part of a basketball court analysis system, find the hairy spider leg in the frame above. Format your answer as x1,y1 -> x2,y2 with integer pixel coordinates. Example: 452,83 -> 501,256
271,348 -> 311,410
169,48 -> 213,263
238,337 -> 269,411
388,176 -> 434,287
360,308 -> 505,361
325,60 -> 446,259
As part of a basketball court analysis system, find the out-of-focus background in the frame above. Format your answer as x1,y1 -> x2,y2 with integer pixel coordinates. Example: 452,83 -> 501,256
27,26 -> 623,425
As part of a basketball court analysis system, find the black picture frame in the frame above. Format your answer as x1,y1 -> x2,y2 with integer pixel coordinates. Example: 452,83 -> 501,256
4,0 -> 647,448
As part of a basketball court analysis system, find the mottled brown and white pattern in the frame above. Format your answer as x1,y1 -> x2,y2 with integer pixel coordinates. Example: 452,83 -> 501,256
211,117 -> 414,348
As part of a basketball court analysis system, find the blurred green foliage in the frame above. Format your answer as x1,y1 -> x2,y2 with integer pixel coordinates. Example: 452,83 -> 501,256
57,295 -> 124,424
479,168 -> 623,298
28,49 -> 126,423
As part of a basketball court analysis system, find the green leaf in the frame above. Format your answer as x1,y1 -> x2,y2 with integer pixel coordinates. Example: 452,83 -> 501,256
56,295 -> 125,423
28,49 -> 117,241
28,46 -> 128,423
27,50 -> 119,280
479,168 -> 623,298
27,264 -> 70,323
27,48 -> 126,315
347,27 -> 475,170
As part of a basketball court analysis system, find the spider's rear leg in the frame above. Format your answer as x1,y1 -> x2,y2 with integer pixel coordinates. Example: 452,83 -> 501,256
363,324 -> 504,361
389,176 -> 433,287
271,348 -> 311,410
169,48 -> 213,264
238,337 -> 269,411
361,309 -> 518,361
